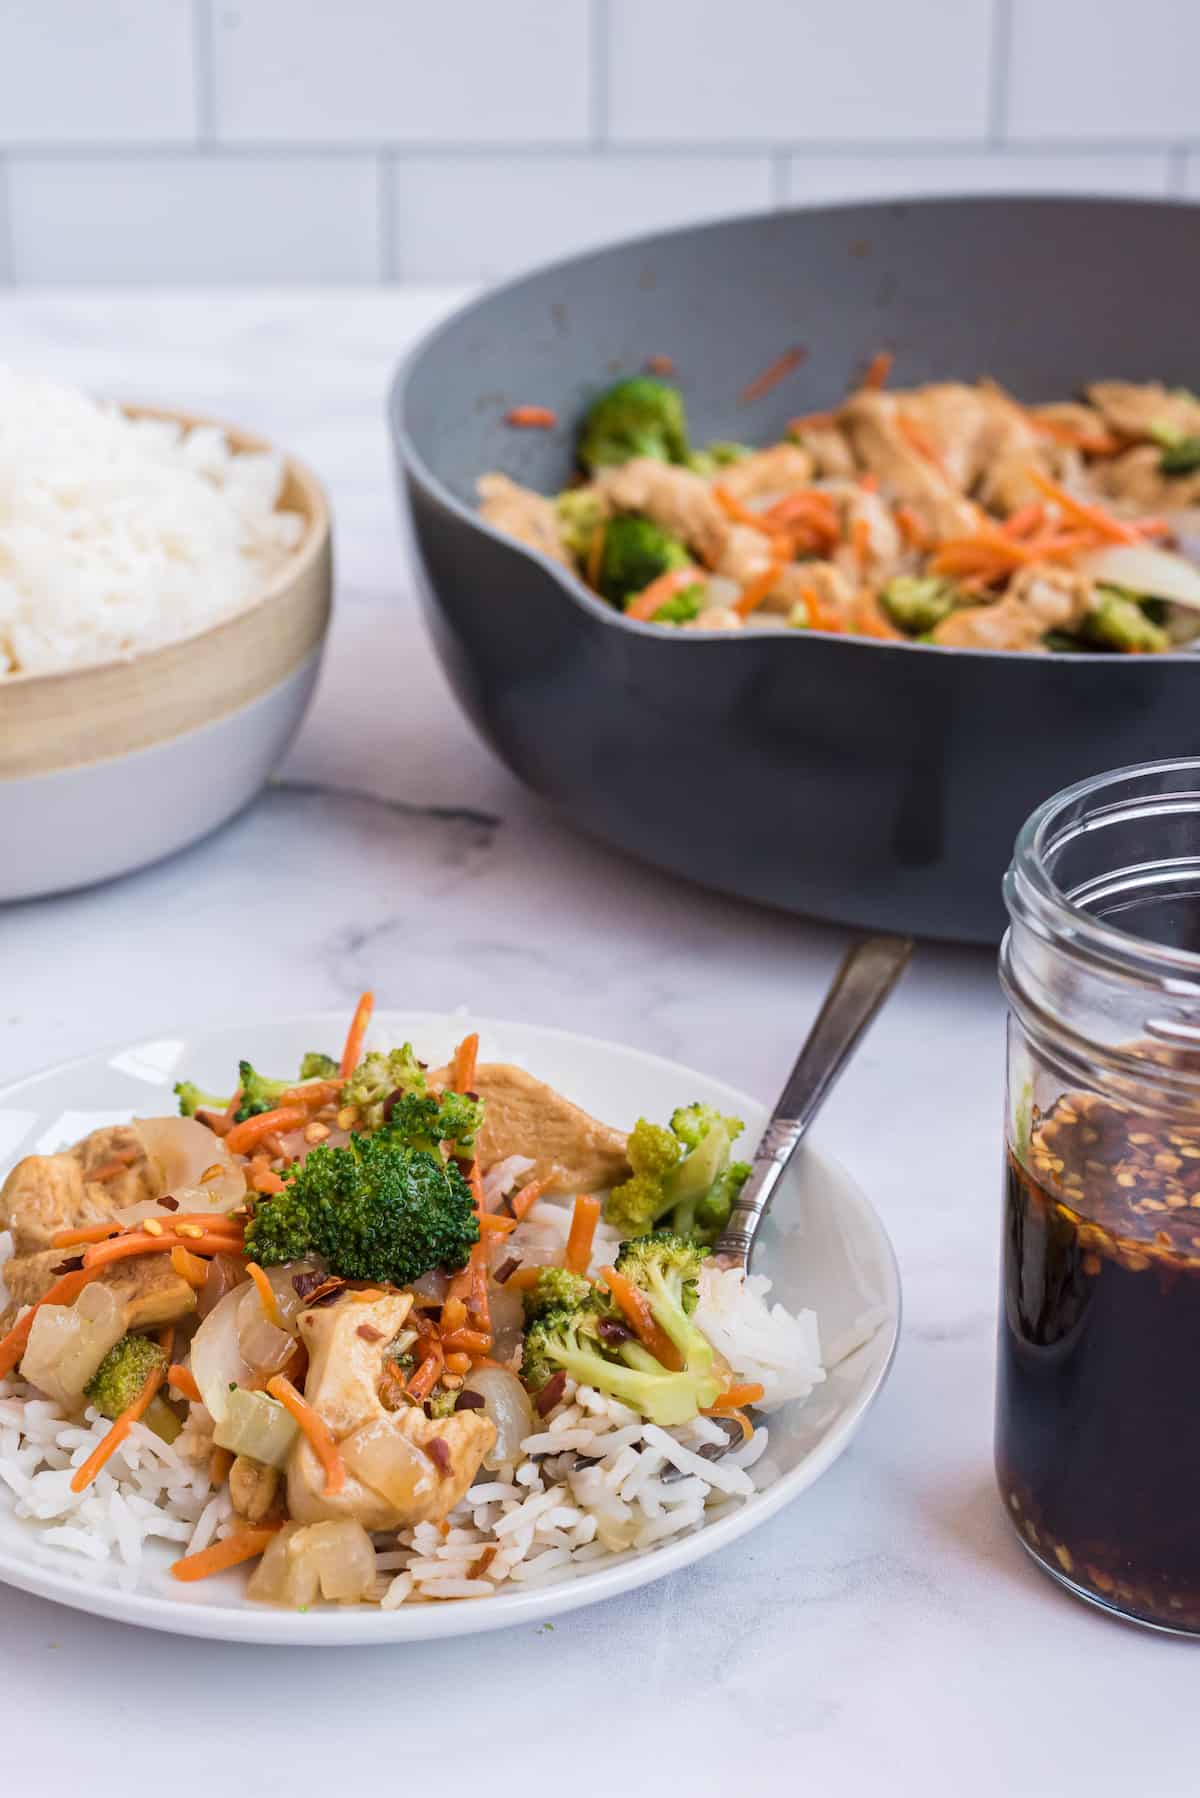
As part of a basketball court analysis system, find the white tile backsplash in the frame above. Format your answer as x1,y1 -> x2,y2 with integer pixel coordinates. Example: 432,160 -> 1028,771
0,0 -> 1193,284
0,0 -> 196,144
1008,0 -> 1200,140
7,155 -> 381,284
390,153 -> 773,281
784,150 -> 1173,208
213,0 -> 591,144
608,0 -> 994,142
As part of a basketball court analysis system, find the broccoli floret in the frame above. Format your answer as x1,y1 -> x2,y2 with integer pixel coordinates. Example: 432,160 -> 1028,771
605,1120 -> 684,1237
522,1266 -> 594,1322
669,1103 -> 744,1154
341,1045 -> 427,1133
879,575 -> 959,635
692,1160 -> 751,1245
555,488 -> 607,562
382,1089 -> 483,1160
174,1081 -> 230,1118
233,1060 -> 295,1123
786,602 -> 811,630
521,1303 -> 720,1426
597,515 -> 692,609
1082,588 -> 1169,655
578,377 -> 689,473
85,1333 -> 167,1419
687,441 -> 752,477
300,1051 -> 339,1081
1150,420 -> 1200,475
615,1230 -> 705,1319
244,1133 -> 479,1287
651,583 -> 705,625
427,1389 -> 459,1419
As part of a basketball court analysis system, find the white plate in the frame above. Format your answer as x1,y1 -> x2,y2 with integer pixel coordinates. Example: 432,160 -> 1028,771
0,1010 -> 900,1644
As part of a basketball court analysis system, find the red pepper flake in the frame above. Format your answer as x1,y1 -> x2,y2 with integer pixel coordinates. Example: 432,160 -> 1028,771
739,345 -> 808,406
505,404 -> 557,429
427,1437 -> 452,1475
51,1255 -> 85,1276
535,1370 -> 568,1417
356,1324 -> 384,1342
158,1194 -> 180,1212
292,1273 -> 346,1307
454,1390 -> 486,1412
645,353 -> 675,376
467,1543 -> 497,1581
493,1255 -> 521,1285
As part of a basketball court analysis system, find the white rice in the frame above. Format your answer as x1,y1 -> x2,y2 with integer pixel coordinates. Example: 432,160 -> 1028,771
0,1216 -> 865,1606
0,365 -> 305,678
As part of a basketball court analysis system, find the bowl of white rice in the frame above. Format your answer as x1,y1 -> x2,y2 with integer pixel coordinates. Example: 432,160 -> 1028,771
0,367 -> 332,901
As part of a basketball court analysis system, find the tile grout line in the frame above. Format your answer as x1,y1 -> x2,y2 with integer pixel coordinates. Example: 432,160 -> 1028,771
589,0 -> 610,149
0,138 -> 1194,162
986,0 -> 1013,145
192,0 -> 217,144
378,152 -> 397,281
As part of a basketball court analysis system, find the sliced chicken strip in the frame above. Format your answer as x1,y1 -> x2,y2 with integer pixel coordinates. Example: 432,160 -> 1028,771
716,443 -> 814,502
1087,381 -> 1200,444
838,391 -> 979,540
430,1062 -> 630,1194
1,1122 -> 158,1254
1097,445 -> 1200,514
932,565 -> 1092,652
477,473 -> 572,568
595,458 -> 730,566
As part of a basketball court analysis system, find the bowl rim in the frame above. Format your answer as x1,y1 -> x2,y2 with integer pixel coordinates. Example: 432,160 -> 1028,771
0,401 -> 332,694
390,190 -> 1200,667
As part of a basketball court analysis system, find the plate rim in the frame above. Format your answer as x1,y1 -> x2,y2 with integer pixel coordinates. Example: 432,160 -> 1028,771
0,1009 -> 901,1645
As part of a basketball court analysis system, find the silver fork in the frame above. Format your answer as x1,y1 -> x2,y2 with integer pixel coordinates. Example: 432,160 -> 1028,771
663,932 -> 913,1476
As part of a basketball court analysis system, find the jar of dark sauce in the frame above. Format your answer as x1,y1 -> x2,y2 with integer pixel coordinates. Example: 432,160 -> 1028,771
998,760 -> 1200,1632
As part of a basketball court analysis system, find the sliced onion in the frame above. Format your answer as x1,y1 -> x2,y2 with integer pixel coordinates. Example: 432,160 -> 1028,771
198,1252 -> 248,1320
1079,544 -> 1200,610
263,1260 -> 324,1329
484,1267 -> 526,1365
481,1154 -> 535,1211
133,1115 -> 246,1210
212,1387 -> 298,1467
459,1365 -> 534,1468
410,1267 -> 449,1305
236,1283 -> 296,1375
247,1520 -> 375,1608
189,1284 -> 256,1424
19,1283 -> 125,1407
342,1418 -> 439,1511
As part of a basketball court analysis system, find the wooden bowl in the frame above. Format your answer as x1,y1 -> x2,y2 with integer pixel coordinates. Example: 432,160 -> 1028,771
0,408 -> 332,900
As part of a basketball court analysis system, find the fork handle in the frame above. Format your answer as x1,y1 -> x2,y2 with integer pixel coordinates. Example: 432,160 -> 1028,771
712,934 -> 912,1269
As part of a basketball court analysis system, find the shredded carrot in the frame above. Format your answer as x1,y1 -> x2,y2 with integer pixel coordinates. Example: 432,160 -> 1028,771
787,409 -> 835,435
645,353 -> 675,376
0,1267 -> 94,1378
279,1079 -> 344,1111
407,1348 -> 443,1402
87,1148 -> 140,1184
50,1221 -> 122,1249
1001,501 -> 1046,539
795,582 -> 843,634
224,1106 -> 308,1157
714,484 -> 773,534
600,1267 -> 683,1372
586,522 -> 606,590
245,1262 -> 284,1329
338,990 -> 375,1079
439,1327 -> 494,1356
444,1350 -> 472,1376
210,1445 -> 234,1485
441,1296 -> 469,1334
734,558 -> 787,620
267,1373 -> 345,1493
450,1031 -> 479,1096
503,1265 -> 544,1291
897,411 -> 947,474
468,1247 -> 491,1336
1033,414 -> 1120,456
706,1381 -> 766,1412
564,1195 -> 601,1276
760,488 -> 840,553
858,471 -> 880,493
82,1230 -> 242,1271
851,514 -> 873,573
171,1525 -> 279,1583
1025,466 -> 1159,546
249,1156 -> 286,1195
853,591 -> 900,640
739,345 -> 806,405
170,1244 -> 209,1288
479,1212 -> 518,1235
510,1179 -> 545,1222
894,503 -> 930,550
625,565 -> 703,623
70,1353 -> 168,1492
167,1364 -> 203,1403
504,404 -> 557,429
860,348 -> 893,391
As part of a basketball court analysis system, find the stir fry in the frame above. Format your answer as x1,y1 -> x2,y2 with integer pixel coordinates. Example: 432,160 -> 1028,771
479,362 -> 1200,652
0,996 -> 824,1608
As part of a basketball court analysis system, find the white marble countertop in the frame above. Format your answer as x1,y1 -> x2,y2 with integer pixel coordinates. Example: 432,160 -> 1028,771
0,290 -> 1192,1797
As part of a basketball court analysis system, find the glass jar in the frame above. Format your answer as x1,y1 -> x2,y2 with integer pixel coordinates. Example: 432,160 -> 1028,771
998,759 -> 1200,1633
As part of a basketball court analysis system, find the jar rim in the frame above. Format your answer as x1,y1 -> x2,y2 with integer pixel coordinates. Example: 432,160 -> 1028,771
1005,757 -> 1200,991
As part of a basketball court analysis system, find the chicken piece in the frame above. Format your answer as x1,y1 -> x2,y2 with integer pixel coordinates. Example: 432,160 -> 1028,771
477,473 -> 572,568
1031,400 -> 1112,445
684,606 -> 743,631
976,444 -> 1078,516
901,383 -> 1039,492
833,485 -> 904,586
431,1062 -> 630,1194
1097,445 -> 1200,514
596,458 -> 729,566
768,559 -> 858,624
838,391 -> 979,540
716,443 -> 814,503
932,565 -> 1092,652
1087,381 -> 1200,444
230,1455 -> 280,1523
792,421 -> 857,479
0,1123 -> 158,1254
0,1247 -> 196,1334
287,1291 -> 494,1529
0,1248 -> 65,1327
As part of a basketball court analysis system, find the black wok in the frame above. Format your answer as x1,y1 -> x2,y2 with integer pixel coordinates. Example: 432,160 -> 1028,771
389,197 -> 1200,943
